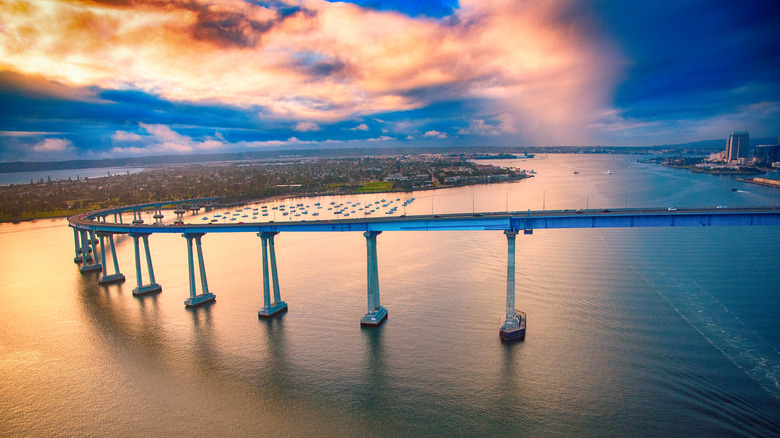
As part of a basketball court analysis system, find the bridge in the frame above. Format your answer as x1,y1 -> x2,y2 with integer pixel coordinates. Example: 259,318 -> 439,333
68,199 -> 780,341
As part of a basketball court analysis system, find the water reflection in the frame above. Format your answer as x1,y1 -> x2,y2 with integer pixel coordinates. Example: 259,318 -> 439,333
360,326 -> 387,401
78,271 -> 170,362
257,315 -> 293,392
188,304 -> 219,372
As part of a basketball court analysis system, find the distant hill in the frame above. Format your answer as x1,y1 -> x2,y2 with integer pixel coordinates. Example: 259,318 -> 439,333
1,139 -> 777,173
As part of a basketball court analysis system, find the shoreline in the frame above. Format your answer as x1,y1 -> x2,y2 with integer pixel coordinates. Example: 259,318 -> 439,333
0,178 -> 530,223
661,162 -> 765,175
737,177 -> 780,189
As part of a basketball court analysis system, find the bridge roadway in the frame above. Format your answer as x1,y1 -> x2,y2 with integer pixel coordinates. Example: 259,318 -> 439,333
69,206 -> 780,234
68,203 -> 780,341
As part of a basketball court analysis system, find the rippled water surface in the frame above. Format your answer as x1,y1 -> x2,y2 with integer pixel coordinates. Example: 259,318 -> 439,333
2,154 -> 779,436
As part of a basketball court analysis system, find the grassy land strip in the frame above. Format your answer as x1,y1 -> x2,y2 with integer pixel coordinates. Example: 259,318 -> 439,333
358,181 -> 394,192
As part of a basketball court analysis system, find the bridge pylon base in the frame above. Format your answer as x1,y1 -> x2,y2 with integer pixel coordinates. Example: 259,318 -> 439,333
258,302 -> 288,318
99,273 -> 126,285
499,310 -> 526,341
185,293 -> 216,307
79,264 -> 102,273
360,306 -> 388,327
133,284 -> 162,295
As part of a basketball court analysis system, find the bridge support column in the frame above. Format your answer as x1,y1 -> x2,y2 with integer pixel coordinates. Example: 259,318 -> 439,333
79,230 -> 102,273
73,227 -> 92,263
360,230 -> 387,326
98,232 -> 126,284
500,230 -> 526,341
257,232 -> 287,318
129,232 -> 162,295
183,233 -> 215,307
153,207 -> 164,223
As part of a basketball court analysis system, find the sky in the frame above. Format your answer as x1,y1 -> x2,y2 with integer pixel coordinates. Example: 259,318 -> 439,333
0,0 -> 778,162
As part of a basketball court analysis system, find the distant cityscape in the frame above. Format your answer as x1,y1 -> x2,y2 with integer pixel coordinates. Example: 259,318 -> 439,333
650,132 -> 780,189
699,131 -> 780,169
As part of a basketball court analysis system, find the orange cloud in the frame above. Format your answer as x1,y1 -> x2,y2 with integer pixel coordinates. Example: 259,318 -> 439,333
0,0 -> 623,142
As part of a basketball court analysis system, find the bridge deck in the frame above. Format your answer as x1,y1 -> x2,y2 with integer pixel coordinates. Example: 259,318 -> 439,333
70,206 -> 780,234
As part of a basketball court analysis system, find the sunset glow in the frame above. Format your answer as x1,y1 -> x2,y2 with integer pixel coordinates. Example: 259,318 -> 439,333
1,0 -> 778,160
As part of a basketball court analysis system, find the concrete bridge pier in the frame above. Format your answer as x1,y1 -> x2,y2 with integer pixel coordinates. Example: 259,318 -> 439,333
89,230 -> 99,246
499,230 -> 526,341
183,233 -> 215,307
129,232 -> 162,295
98,232 -> 126,285
153,207 -> 164,222
360,230 -> 388,326
132,210 -> 144,225
73,227 -> 92,263
257,232 -> 288,318
78,230 -> 102,273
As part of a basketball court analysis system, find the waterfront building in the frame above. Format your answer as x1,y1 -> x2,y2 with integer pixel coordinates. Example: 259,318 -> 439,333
754,144 -> 780,165
726,131 -> 750,162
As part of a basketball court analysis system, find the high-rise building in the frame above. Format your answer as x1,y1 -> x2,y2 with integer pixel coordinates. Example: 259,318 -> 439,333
754,144 -> 780,165
726,131 -> 749,162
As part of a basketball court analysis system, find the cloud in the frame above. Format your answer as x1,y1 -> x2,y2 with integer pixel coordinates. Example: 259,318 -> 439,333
458,112 -> 519,136
0,70 -> 101,103
0,131 -> 65,137
496,113 -> 517,134
32,138 -> 74,152
109,123 -> 226,155
0,0 -> 622,140
458,120 -> 497,136
367,135 -> 393,141
293,121 -> 320,132
587,101 -> 780,145
423,130 -> 447,138
7,0 -> 773,149
14,137 -> 79,161
112,131 -> 145,142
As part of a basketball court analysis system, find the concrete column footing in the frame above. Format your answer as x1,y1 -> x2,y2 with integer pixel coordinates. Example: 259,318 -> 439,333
499,310 -> 526,341
258,302 -> 288,318
133,284 -> 162,295
360,306 -> 388,327
99,273 -> 126,285
185,293 -> 216,307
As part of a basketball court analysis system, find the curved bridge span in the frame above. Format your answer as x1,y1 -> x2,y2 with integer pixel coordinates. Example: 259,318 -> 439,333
68,200 -> 780,341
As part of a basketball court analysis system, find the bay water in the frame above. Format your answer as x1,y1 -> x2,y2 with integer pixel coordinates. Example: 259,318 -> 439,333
1,154 -> 779,436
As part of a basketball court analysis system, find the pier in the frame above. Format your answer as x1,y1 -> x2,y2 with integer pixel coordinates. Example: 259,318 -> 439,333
69,200 -> 780,341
